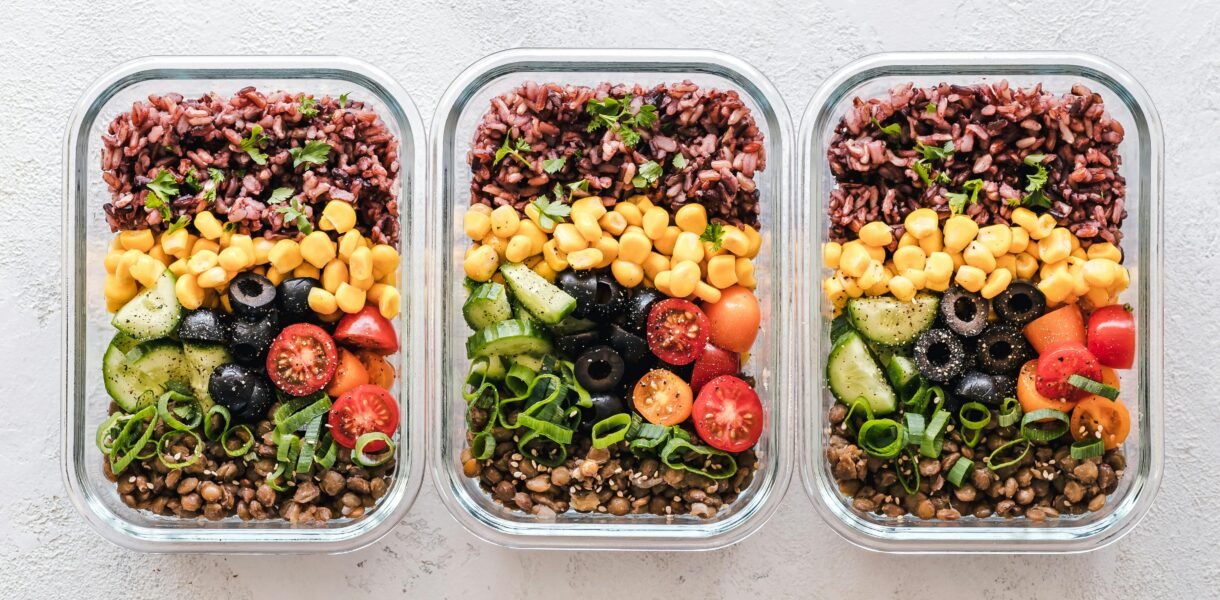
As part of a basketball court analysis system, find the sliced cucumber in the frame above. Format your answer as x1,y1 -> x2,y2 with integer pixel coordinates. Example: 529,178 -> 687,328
463,282 -> 512,330
886,354 -> 921,397
512,302 -> 536,324
547,314 -> 597,336
512,354 -> 544,372
183,342 -> 232,411
499,262 -> 576,325
466,319 -> 553,358
128,339 -> 192,387
112,270 -> 181,341
482,355 -> 507,381
847,293 -> 939,347
102,332 -> 164,412
827,330 -> 897,415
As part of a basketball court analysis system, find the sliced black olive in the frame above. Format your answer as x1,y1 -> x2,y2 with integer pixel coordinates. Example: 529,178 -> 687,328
573,345 -> 625,392
227,313 -> 278,365
913,328 -> 967,383
954,371 -> 1001,405
555,270 -> 598,318
555,330 -> 602,359
993,280 -> 1047,326
208,363 -> 274,422
228,272 -> 277,320
578,393 -> 627,433
976,324 -> 1034,375
276,277 -> 320,324
177,309 -> 227,344
992,373 -> 1017,401
623,287 -> 665,334
583,271 -> 628,320
605,324 -> 648,363
940,287 -> 989,337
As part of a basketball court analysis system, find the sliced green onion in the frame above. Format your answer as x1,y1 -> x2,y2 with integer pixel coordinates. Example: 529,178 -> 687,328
96,412 -> 128,455
295,415 -> 324,474
221,424 -> 255,458
903,384 -> 930,415
276,432 -> 302,464
156,430 -> 203,469
353,432 -> 396,467
896,449 -> 921,495
275,394 -> 332,434
156,391 -> 201,431
591,413 -> 633,449
505,362 -> 536,397
266,462 -> 291,492
313,433 -> 338,469
1068,374 -> 1119,400
946,456 -> 974,487
998,397 -> 1023,427
920,409 -> 950,458
958,402 -> 991,430
843,397 -> 874,435
858,418 -> 904,460
516,415 -> 574,445
986,438 -> 1031,471
469,431 -> 495,460
517,429 -> 568,468
886,355 -> 921,397
627,422 -> 670,456
903,412 -> 926,447
924,386 -> 947,411
1020,408 -> 1070,443
109,406 -> 158,474
659,437 -> 738,480
1070,437 -> 1105,460
203,405 -> 232,441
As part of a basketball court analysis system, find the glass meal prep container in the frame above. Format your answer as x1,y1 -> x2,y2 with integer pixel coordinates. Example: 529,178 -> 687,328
426,48 -> 796,550
61,56 -> 427,553
799,51 -> 1164,553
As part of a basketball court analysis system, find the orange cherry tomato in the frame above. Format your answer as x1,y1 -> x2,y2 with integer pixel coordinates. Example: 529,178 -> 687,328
357,350 -> 396,390
1071,396 -> 1131,450
701,286 -> 761,353
632,369 -> 693,426
1017,360 -> 1077,416
326,347 -> 369,398
1022,304 -> 1085,355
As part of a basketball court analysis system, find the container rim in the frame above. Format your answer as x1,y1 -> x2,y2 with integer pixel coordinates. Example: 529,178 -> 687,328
798,51 -> 1164,553
60,54 -> 428,553
426,47 -> 795,550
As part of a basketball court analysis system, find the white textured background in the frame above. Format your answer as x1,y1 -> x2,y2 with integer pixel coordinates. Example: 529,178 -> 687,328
1,0 -> 1214,597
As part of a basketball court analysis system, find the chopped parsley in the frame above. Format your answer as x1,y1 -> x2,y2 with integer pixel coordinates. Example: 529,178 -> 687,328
299,95 -> 319,118
925,102 -> 938,114
494,135 -> 531,167
184,168 -> 201,191
915,140 -> 955,161
632,161 -> 663,188
542,156 -> 567,174
202,168 -> 224,204
274,196 -> 313,235
240,124 -> 269,165
529,185 -> 573,230
165,215 -> 191,235
672,153 -> 688,169
266,187 -> 294,205
700,223 -> 725,252
585,95 -> 658,148
871,117 -> 902,138
911,160 -> 932,187
144,169 -> 179,220
338,92 -> 350,109
946,178 -> 986,215
289,139 -> 332,168
910,140 -> 956,188
1020,154 -> 1052,209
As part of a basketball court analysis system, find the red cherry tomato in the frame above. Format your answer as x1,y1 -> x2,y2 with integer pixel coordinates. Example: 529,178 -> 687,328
646,299 -> 710,365
1087,304 -> 1135,369
328,384 -> 400,451
266,323 -> 338,396
702,286 -> 761,353
690,344 -> 740,394
1035,344 -> 1102,401
692,375 -> 764,452
333,306 -> 399,355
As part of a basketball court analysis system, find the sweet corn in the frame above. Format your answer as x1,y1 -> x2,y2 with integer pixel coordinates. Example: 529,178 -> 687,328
943,216 -> 979,252
345,246 -> 370,281
1007,227 -> 1029,254
105,270 -> 139,303
516,220 -> 548,255
246,237 -> 274,266
187,250 -> 219,275
735,257 -> 756,289
319,201 -> 357,233
1115,266 -> 1130,291
194,211 -> 224,240
334,230 -> 360,261
218,247 -> 249,272
532,260 -> 558,283
918,228 -> 944,254
1041,260 -> 1069,281
1081,259 -> 1116,288
229,234 -> 255,267
119,229 -> 155,252
707,255 -> 738,289
490,205 -> 520,238
464,245 -> 500,282
892,246 -> 926,272
642,207 -> 669,240
1070,263 -> 1090,297
369,244 -> 399,279
954,265 -> 986,293
924,252 -> 954,283
300,231 -> 336,268
197,266 -> 229,289
167,258 -> 189,277
618,231 -> 651,264
265,267 -> 286,286
334,282 -> 366,313
1011,207 -> 1038,231
103,249 -> 124,275
1011,253 -> 1037,280
1029,214 -> 1057,240
574,215 -> 603,244
614,202 -> 643,227
1087,242 -> 1122,263
925,277 -> 949,293
823,276 -> 847,305
611,260 -> 644,288
308,287 -> 338,314
1084,287 -> 1111,309
901,268 -> 927,290
1070,247 -> 1088,261
692,282 -> 720,304
571,196 -> 607,221
836,272 -> 862,298
904,208 -> 940,239
593,236 -> 619,268
838,242 -> 872,278
672,232 -> 705,265
668,260 -> 700,298
743,225 -> 763,258
294,262 -> 321,280
464,209 -> 492,240
378,267 -> 398,286
377,286 -> 401,319
171,273 -> 203,309
653,271 -> 673,296
631,195 -> 655,210
159,228 -> 190,258
888,275 -> 916,301
858,260 -> 886,290
674,204 -> 708,234
481,232 -> 508,259
567,248 -> 604,270
542,240 -> 569,272
1039,228 -> 1072,264
996,254 -> 1017,275
975,225 -> 1011,257
192,238 -> 220,256
858,222 -> 894,247
321,259 -> 348,293
1038,271 -> 1074,304
469,204 -> 493,216
505,235 -> 533,263
981,268 -> 1013,299
522,204 -> 556,234
269,240 -> 304,273
654,226 -> 681,256
720,227 -> 750,256
964,241 -> 997,273
553,223 -> 588,253
642,252 -> 670,280
598,211 -> 628,236
898,231 -> 919,249
823,242 -> 843,270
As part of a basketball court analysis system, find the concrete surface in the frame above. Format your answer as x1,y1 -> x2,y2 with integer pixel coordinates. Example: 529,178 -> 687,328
1,0 -> 1215,597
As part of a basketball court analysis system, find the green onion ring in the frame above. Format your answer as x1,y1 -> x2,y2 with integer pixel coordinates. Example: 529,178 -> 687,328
590,413 -> 633,449
986,438 -> 1031,471
1068,374 -> 1120,400
109,406 -> 158,474
896,449 -> 921,495
1020,408 -> 1070,443
843,398 -> 874,435
516,415 -> 573,445
275,394 -> 333,435
903,383 -> 930,415
946,456 -> 974,487
220,424 -> 255,458
156,391 -> 201,431
962,427 -> 984,448
353,432 -> 396,467
903,413 -> 926,447
276,432 -> 302,464
156,430 -> 203,469
266,462 -> 291,492
659,437 -> 738,480
919,409 -> 950,458
924,386 -> 947,412
998,397 -> 1023,427
517,429 -> 568,468
505,362 -> 536,397
96,412 -> 128,455
203,405 -> 232,441
858,418 -> 904,460
295,415 -> 324,474
469,431 -> 495,461
959,402 -> 991,431
1070,437 -> 1105,460
313,433 -> 338,469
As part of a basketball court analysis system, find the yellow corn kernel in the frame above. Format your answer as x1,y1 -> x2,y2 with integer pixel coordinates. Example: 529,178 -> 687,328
1007,227 -> 1029,254
319,201 -> 357,233
516,220 -> 548,255
469,204 -> 493,216
1023,238 -> 1040,259
574,215 -> 603,244
300,231 -> 336,268
643,252 -> 670,280
858,222 -> 893,247
943,216 -> 979,252
1010,207 -> 1038,231
981,268 -> 1013,300
227,234 -> 255,268
667,260 -> 699,298
187,250 -> 218,275
169,273 -> 203,309
1087,242 -> 1122,263
194,211 -> 224,240
925,277 -> 949,293
345,246 -> 371,281
197,266 -> 229,289
268,240 -> 304,273
505,235 -> 533,263
593,236 -> 619,268
838,242 -> 872,279
706,255 -> 738,289
105,269 -> 139,302
688,282 -> 718,304
1114,266 -> 1131,291
1083,259 -> 1117,288
125,255 -> 162,289
490,205 -> 520,238
996,254 -> 1017,275
949,250 -> 964,270
1039,228 -> 1072,264
865,266 -> 893,297
464,209 -> 492,240
159,228 -> 189,258
857,260 -> 885,290
532,260 -> 558,283
901,268 -> 927,290
119,229 -> 155,253
614,202 -> 643,227
522,203 -> 556,234
103,249 -> 125,275
464,245 -> 500,282
918,228 -> 944,255
216,247 -> 247,272
1070,263 -> 1090,297
146,244 -> 171,267
308,287 -> 338,314
735,258 -> 756,289
481,231 -> 508,259
321,259 -> 349,293
553,223 -> 588,253
975,225 -> 1011,257
611,260 -> 644,288
618,231 -> 651,264
642,207 -> 669,240
892,246 -> 926,272
379,267 -> 399,286
1084,287 -> 1111,310
743,225 -> 763,258
888,275 -> 916,301
369,285 -> 398,319
264,267 -> 286,286
897,231 -> 919,249
598,211 -> 628,237
334,282 -> 366,313
954,265 -> 986,293
653,271 -> 673,296
292,262 -> 320,280
350,270 -> 376,290
630,194 -> 654,209
671,232 -> 705,265
1029,214 -> 1057,240
720,227 -> 750,256
571,196 -> 608,221
246,237 -> 274,266
542,240 -> 569,272
654,226 -> 681,256
1038,271 -> 1074,304
192,237 -> 220,256
674,204 -> 708,234
924,252 -> 954,283
823,242 -> 843,270
823,276 -> 846,303
168,258 -> 189,277
964,241 -> 997,273
904,208 -> 940,239
1013,253 -> 1038,280
1070,247 -> 1088,261
1041,260 -> 1069,281
368,244 -> 399,280
322,231 -> 353,263
836,272 -> 862,298
568,248 -> 604,270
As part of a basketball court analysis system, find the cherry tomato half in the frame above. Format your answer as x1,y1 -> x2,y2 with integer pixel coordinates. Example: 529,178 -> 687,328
334,306 -> 399,355
1023,303 -> 1085,355
357,350 -> 396,390
632,369 -> 693,426
1071,396 -> 1131,450
1087,304 -> 1135,369
646,299 -> 710,365
693,375 -> 763,452
266,323 -> 338,396
325,347 -> 369,398
690,344 -> 740,395
1035,344 -> 1102,401
328,384 -> 400,451
701,286 -> 761,353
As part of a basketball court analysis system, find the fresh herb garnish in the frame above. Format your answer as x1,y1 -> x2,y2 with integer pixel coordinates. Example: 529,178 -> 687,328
529,185 -> 573,230
165,215 -> 191,235
872,118 -> 902,137
202,168 -> 224,204
916,140 -> 955,161
632,160 -> 663,188
266,187 -> 294,205
240,125 -> 269,165
144,169 -> 179,220
585,95 -> 657,148
494,135 -> 531,167
1020,154 -> 1052,209
542,156 -> 567,174
184,168 -> 201,191
925,102 -> 938,114
672,153 -> 688,169
911,160 -> 932,186
338,92 -> 350,109
946,178 -> 986,215
299,96 -> 319,118
700,223 -> 725,252
288,139 -> 332,168
222,221 -> 238,234
274,195 -> 313,235
567,179 -> 590,195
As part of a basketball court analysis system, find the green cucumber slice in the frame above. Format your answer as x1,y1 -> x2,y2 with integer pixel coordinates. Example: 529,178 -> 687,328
847,293 -> 939,347
466,319 -> 553,358
111,270 -> 181,340
827,330 -> 897,415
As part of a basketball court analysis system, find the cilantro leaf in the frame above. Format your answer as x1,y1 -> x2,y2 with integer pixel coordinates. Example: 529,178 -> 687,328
267,187 -> 294,205
1020,154 -> 1052,208
629,104 -> 658,130
911,159 -> 932,187
288,139 -> 332,168
872,118 -> 902,137
202,168 -> 224,204
962,178 -> 985,204
144,169 -> 179,220
585,95 -> 655,148
299,95 -> 319,118
617,127 -> 641,148
567,179 -> 590,195
945,192 -> 969,216
946,179 -> 986,216
493,135 -> 531,167
632,161 -> 663,188
529,194 -> 571,230
700,223 -> 725,252
915,140 -> 955,161
275,197 -> 313,235
165,215 -> 191,235
184,168 -> 201,191
338,93 -> 350,109
925,102 -> 938,114
672,153 -> 688,169
240,124 -> 269,165
936,171 -> 952,185
585,97 -> 622,132
542,156 -> 567,174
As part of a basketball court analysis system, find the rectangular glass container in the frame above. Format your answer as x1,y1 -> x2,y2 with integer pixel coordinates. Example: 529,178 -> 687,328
799,52 -> 1164,553
427,48 -> 795,550
61,56 -> 427,553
